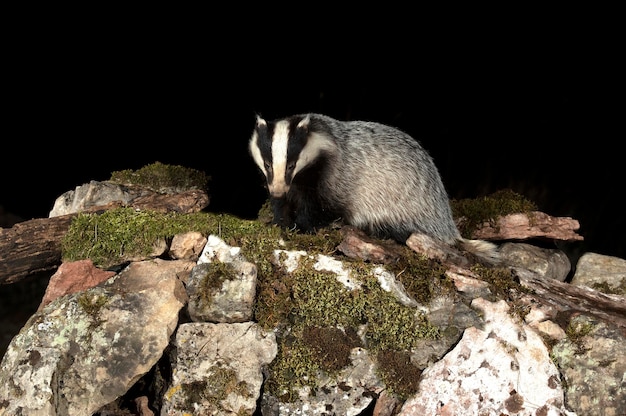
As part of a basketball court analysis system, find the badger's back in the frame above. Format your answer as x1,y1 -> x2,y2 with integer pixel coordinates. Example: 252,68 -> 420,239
308,114 -> 460,243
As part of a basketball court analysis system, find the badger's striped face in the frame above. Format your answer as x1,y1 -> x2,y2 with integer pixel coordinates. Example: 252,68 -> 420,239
250,114 -> 327,197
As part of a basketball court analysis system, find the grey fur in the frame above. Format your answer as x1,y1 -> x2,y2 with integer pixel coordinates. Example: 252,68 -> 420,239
250,113 -> 499,262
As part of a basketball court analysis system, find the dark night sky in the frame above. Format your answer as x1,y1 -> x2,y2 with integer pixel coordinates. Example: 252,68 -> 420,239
2,15 -> 623,262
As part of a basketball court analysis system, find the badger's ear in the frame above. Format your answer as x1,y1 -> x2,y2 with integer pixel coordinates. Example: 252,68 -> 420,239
255,114 -> 267,128
297,114 -> 311,130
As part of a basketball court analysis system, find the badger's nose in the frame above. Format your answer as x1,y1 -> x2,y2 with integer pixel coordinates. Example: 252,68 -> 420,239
268,183 -> 289,197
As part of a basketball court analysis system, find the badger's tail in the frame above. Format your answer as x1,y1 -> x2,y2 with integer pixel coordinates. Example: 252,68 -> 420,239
458,238 -> 501,265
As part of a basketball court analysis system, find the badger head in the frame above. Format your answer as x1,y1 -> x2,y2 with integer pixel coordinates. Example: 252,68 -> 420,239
249,114 -> 335,198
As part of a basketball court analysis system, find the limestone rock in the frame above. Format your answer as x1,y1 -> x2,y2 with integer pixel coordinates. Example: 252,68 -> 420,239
499,242 -> 571,281
399,298 -> 575,416
161,322 -> 277,415
551,314 -> 626,416
0,259 -> 189,415
571,252 -> 626,294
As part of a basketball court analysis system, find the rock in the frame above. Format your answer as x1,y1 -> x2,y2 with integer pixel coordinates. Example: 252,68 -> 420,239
551,314 -> 626,416
0,259 -> 189,415
399,298 -> 574,416
571,252 -> 626,294
499,242 -> 571,281
471,211 -> 584,242
161,322 -> 277,415
187,236 -> 257,323
37,259 -> 116,311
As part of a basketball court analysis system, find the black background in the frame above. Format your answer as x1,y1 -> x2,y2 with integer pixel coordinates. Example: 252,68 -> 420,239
2,12 -> 623,263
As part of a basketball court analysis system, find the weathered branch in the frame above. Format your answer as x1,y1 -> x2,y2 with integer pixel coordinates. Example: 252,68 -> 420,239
0,215 -> 73,284
470,211 -> 584,241
515,267 -> 626,334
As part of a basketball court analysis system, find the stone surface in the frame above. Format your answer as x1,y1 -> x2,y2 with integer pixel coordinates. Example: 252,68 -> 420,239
37,259 -> 116,311
0,259 -> 189,416
471,211 -> 584,242
571,252 -> 626,294
161,322 -> 277,415
499,242 -> 571,281
187,236 -> 257,323
399,298 -> 575,416
551,314 -> 626,416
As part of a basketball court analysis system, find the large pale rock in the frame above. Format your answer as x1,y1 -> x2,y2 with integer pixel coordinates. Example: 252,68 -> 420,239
499,242 -> 571,281
551,314 -> 626,416
161,322 -> 277,415
48,180 -> 147,217
187,235 -> 257,323
49,180 -> 210,218
0,259 -> 190,416
571,252 -> 626,294
399,298 -> 575,416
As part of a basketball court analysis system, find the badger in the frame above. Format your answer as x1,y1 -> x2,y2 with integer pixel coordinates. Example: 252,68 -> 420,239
249,113 -> 499,263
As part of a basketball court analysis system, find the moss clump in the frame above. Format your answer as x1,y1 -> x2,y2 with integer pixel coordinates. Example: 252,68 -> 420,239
62,208 -> 221,268
197,261 -> 235,306
258,254 -> 440,400
109,161 -> 210,193
77,291 -> 109,329
180,365 -> 250,413
471,263 -> 524,300
383,247 -> 454,305
565,316 -> 594,355
376,350 -> 422,400
265,334 -> 320,402
77,292 -> 108,316
451,189 -> 538,238
302,326 -> 361,373
591,280 -> 626,296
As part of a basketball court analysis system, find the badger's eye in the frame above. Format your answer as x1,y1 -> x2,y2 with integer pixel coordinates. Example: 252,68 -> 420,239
286,162 -> 296,173
264,161 -> 271,171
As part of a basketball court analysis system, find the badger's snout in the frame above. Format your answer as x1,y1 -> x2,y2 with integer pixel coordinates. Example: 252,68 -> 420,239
268,182 -> 289,198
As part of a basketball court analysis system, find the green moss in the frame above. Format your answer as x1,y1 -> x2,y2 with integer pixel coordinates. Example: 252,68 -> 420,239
109,161 -> 210,193
565,316 -> 594,355
77,292 -> 108,316
470,263 -> 524,300
179,365 -> 250,413
197,261 -> 235,306
384,247 -> 454,305
591,279 -> 626,296
77,291 -> 109,329
62,208 -> 219,268
258,251 -> 440,400
451,189 -> 538,238
302,326 -> 361,373
265,334 -> 321,402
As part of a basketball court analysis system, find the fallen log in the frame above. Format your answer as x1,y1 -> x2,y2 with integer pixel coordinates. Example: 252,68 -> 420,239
515,267 -> 626,335
0,215 -> 73,284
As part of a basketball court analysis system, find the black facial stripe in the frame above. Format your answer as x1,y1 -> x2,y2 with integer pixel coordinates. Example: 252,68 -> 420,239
256,121 -> 274,182
286,116 -> 309,173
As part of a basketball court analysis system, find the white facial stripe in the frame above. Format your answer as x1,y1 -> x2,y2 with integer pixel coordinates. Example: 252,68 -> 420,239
269,120 -> 290,196
294,131 -> 335,176
249,131 -> 266,176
